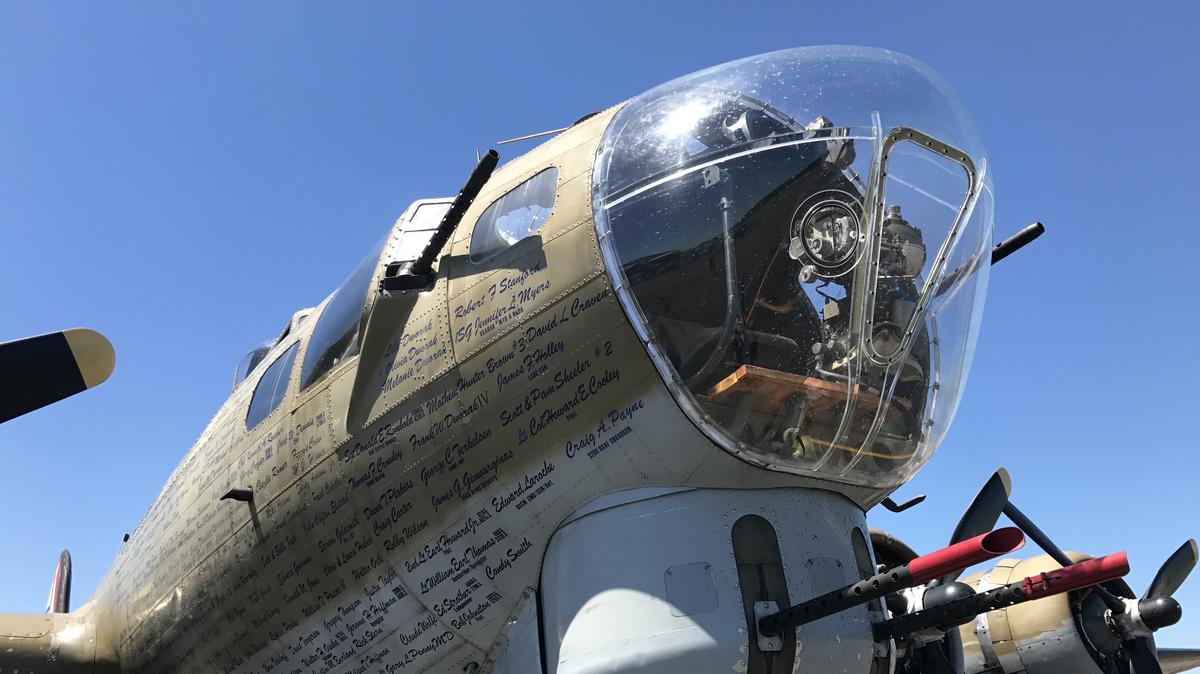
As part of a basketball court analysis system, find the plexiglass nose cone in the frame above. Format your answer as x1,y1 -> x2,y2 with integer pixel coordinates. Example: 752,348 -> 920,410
593,46 -> 993,487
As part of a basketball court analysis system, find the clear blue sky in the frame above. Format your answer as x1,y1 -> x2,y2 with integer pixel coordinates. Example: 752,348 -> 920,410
3,0 -> 1198,650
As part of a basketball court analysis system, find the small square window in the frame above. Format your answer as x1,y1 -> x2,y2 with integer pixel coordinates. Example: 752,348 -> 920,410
469,168 -> 558,263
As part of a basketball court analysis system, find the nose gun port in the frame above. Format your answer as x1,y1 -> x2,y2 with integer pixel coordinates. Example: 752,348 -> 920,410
757,527 -> 1025,637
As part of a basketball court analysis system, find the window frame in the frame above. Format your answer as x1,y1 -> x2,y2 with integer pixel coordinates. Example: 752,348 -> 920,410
245,340 -> 301,431
299,239 -> 387,393
231,342 -> 272,391
388,198 -> 454,264
468,166 -> 560,265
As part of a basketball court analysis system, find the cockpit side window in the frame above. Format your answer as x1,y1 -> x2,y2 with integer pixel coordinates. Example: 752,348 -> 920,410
300,239 -> 385,391
246,342 -> 299,430
469,168 -> 558,263
233,310 -> 314,391
232,342 -> 272,389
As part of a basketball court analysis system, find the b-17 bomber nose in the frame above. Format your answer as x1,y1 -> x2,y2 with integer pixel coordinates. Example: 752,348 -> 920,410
592,46 -> 994,490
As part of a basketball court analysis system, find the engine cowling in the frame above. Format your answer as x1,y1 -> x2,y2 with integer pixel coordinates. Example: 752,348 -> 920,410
958,552 -> 1103,674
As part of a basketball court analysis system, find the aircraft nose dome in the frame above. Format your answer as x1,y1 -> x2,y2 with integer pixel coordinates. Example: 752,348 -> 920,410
596,46 -> 987,204
593,46 -> 995,488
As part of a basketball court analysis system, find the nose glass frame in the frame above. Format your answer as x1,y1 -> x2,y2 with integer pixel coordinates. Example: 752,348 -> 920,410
861,126 -> 984,366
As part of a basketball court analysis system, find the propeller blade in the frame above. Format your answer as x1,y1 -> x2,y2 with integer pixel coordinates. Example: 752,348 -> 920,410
1108,577 -> 1140,599
1147,540 -> 1199,600
949,468 -> 1012,545
937,469 -> 1012,584
1158,648 -> 1200,674
0,328 -> 115,424
1129,637 -> 1164,674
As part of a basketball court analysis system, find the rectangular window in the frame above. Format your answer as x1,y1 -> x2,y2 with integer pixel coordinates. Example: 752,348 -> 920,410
469,168 -> 558,263
246,342 -> 299,430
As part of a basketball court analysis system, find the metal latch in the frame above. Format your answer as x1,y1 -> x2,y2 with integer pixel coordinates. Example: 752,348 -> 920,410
753,601 -> 783,652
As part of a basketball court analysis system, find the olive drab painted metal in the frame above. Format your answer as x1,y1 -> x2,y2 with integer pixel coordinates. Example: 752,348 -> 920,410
0,103 -> 886,674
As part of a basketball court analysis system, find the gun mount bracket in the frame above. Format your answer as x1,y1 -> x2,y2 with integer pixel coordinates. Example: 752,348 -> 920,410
754,601 -> 784,652
379,261 -> 435,293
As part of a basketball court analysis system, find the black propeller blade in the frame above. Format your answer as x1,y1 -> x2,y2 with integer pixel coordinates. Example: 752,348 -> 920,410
1147,540 -> 1199,601
949,468 -> 1012,545
1129,636 -> 1163,674
0,328 -> 115,424
1116,540 -> 1198,674
1099,539 -> 1198,674
975,472 -> 1195,674
938,468 -> 1011,584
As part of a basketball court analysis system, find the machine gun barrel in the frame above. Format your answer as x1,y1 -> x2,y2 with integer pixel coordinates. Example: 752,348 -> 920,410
991,222 -> 1045,265
874,551 -> 1130,641
411,149 -> 500,276
758,528 -> 1024,636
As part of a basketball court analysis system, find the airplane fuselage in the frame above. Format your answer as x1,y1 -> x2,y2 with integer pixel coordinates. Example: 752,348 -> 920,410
5,46 -> 1049,674
68,108 -> 885,674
